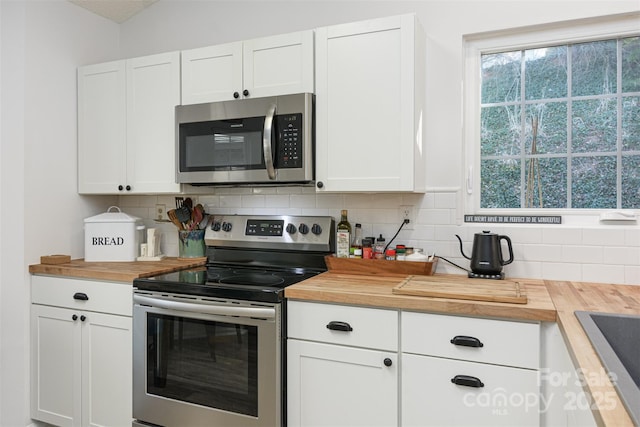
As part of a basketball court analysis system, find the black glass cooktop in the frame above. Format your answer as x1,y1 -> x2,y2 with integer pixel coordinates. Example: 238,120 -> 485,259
134,264 -> 322,303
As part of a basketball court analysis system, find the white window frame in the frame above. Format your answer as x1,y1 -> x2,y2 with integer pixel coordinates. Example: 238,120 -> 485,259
463,12 -> 640,222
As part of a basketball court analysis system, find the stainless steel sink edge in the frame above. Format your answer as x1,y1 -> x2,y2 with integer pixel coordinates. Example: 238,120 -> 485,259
574,310 -> 640,427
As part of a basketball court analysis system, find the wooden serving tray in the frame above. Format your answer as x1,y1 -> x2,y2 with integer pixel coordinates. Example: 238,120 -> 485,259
392,275 -> 528,304
325,255 -> 437,276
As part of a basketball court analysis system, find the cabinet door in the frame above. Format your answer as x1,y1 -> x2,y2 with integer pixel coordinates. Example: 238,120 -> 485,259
243,30 -> 314,99
77,61 -> 126,194
126,52 -> 181,193
181,42 -> 243,104
402,354 -> 539,427
31,305 -> 82,427
288,339 -> 397,427
315,14 -> 425,192
82,312 -> 132,427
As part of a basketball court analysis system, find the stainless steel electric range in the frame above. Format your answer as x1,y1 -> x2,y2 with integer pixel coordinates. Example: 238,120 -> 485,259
132,214 -> 335,427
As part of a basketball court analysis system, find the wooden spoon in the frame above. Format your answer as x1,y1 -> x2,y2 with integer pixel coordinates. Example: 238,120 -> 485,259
190,204 -> 204,230
167,209 -> 184,230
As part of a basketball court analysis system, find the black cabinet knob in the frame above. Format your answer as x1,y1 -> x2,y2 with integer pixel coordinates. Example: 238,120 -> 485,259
384,358 -> 393,367
243,89 -> 249,97
80,315 -> 86,322
72,314 -> 78,321
233,91 -> 240,99
311,224 -> 322,235
126,185 -> 131,191
118,185 -> 124,191
316,181 -> 324,189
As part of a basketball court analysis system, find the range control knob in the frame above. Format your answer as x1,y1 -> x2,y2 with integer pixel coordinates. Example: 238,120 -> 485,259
286,223 -> 297,234
212,221 -> 222,232
222,222 -> 233,232
311,224 -> 323,235
298,223 -> 309,235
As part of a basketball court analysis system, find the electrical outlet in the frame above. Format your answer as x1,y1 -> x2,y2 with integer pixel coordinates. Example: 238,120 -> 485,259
155,204 -> 167,221
400,205 -> 414,229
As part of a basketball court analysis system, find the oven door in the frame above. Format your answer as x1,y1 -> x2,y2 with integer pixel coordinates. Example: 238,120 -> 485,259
133,293 -> 281,427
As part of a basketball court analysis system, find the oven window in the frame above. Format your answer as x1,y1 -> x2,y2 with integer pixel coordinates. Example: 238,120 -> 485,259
146,313 -> 258,417
180,117 -> 267,171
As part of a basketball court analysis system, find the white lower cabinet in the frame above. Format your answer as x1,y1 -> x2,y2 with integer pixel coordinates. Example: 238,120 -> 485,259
401,311 -> 541,427
287,301 -> 399,427
288,340 -> 398,427
31,276 -> 132,427
402,354 -> 539,426
287,302 -> 545,427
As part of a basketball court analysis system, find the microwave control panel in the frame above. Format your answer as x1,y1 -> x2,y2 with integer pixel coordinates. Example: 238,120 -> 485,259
276,113 -> 302,169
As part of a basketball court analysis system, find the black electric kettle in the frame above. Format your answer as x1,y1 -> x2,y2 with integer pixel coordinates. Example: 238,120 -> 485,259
455,231 -> 514,278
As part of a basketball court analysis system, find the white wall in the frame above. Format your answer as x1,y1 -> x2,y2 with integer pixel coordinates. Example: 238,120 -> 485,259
117,0 -> 640,286
1,1 -> 119,424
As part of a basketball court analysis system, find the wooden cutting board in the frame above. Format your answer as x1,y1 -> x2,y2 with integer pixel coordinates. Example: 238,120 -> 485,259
392,275 -> 528,304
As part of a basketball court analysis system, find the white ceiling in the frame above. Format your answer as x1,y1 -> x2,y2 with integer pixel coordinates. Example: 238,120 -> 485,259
68,0 -> 158,23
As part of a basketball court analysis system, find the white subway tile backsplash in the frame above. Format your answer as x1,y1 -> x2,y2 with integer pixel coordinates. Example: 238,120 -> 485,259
118,190 -> 640,286
582,264 -> 625,285
520,244 -> 563,262
434,192 -> 456,209
542,262 -> 583,281
289,194 -> 316,208
603,246 -> 640,265
219,195 -> 242,208
582,228 -> 625,246
241,194 -> 265,208
542,227 -> 582,245
562,245 -> 603,264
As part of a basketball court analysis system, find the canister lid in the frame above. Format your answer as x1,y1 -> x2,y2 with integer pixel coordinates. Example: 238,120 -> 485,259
84,206 -> 140,223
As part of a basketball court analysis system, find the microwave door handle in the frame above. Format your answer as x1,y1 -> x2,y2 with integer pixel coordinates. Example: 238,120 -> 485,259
263,103 -> 277,180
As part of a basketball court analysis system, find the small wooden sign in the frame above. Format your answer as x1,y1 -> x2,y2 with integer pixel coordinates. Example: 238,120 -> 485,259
464,215 -> 561,225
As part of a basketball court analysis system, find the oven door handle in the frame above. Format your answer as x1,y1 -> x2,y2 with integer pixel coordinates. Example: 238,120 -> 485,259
263,102 -> 277,180
133,294 -> 276,319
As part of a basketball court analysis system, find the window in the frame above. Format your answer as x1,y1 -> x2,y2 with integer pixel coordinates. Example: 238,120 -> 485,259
464,14 -> 640,212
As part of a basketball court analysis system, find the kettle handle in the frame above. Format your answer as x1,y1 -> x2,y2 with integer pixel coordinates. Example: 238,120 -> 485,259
499,235 -> 514,266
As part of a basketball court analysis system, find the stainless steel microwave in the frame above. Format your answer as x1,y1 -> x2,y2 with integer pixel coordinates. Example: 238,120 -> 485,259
176,93 -> 314,186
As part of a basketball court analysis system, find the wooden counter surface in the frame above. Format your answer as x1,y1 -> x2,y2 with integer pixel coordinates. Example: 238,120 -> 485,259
285,272 -> 557,322
29,257 -> 207,282
546,280 -> 640,427
287,273 -> 640,426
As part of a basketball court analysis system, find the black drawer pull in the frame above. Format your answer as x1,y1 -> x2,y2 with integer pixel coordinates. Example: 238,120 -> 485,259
450,335 -> 483,347
73,292 -> 89,301
451,375 -> 484,388
326,321 -> 353,332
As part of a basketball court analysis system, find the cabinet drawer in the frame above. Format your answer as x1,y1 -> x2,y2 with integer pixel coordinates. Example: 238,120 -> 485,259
402,311 -> 539,369
32,275 -> 132,317
287,301 -> 398,351
402,353 -> 539,427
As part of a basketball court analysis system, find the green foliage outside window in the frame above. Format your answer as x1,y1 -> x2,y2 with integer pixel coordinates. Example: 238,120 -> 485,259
480,36 -> 640,209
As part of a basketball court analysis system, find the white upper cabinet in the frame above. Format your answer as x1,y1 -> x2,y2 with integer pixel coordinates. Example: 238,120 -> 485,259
77,60 -> 127,194
315,14 -> 426,192
77,52 -> 181,194
181,30 -> 314,104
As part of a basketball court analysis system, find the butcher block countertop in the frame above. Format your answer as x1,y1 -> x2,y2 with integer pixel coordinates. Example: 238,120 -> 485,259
546,280 -> 640,427
285,272 -> 557,321
28,257 -> 207,282
286,272 -> 640,426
